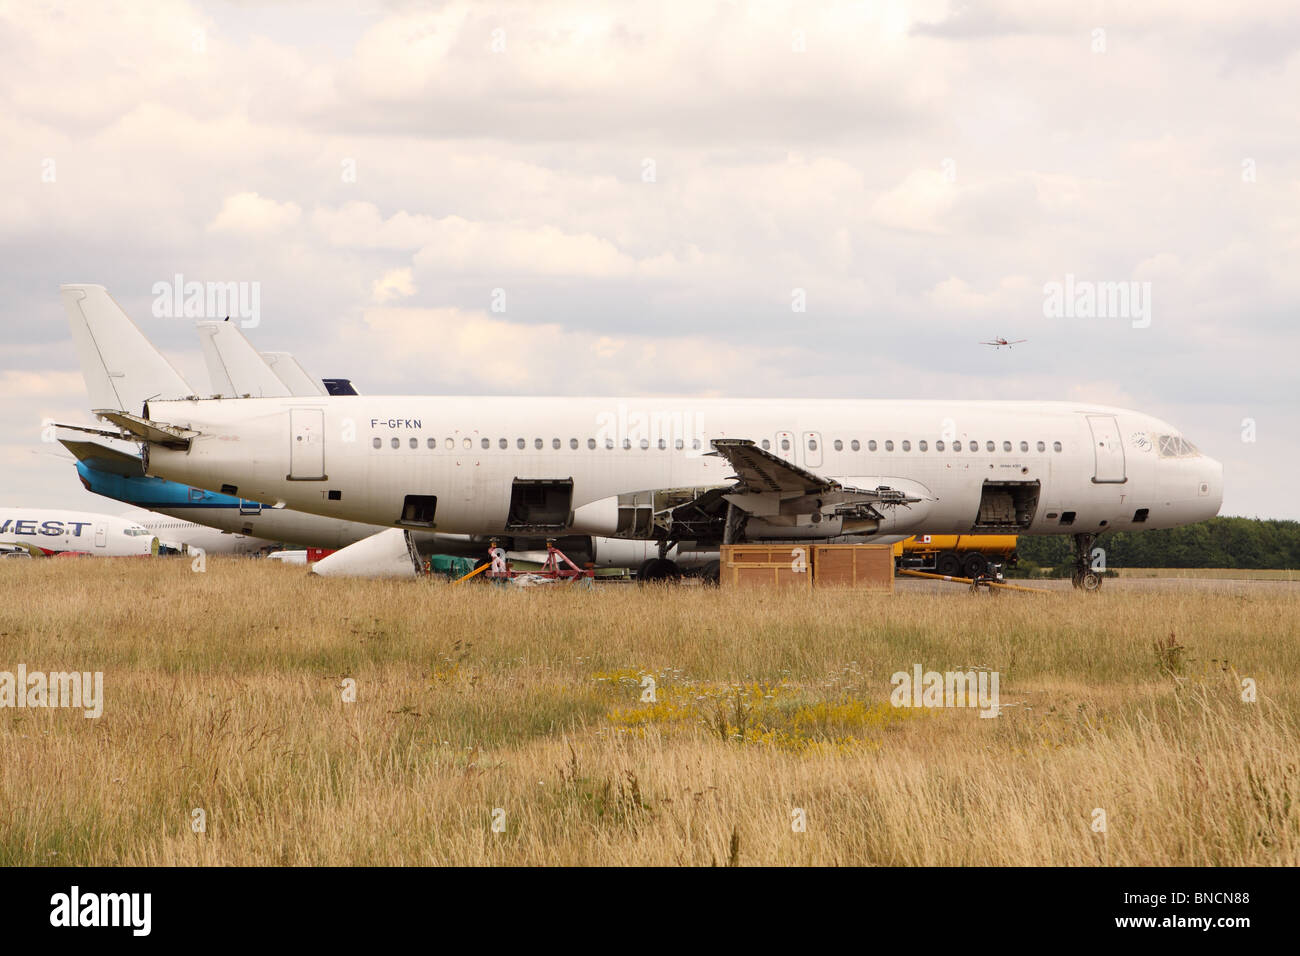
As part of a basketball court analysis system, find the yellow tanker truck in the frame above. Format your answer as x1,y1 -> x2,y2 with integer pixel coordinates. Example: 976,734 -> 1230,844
892,534 -> 1019,579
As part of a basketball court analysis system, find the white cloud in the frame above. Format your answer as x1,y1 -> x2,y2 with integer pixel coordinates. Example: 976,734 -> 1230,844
208,192 -> 302,235
371,267 -> 416,303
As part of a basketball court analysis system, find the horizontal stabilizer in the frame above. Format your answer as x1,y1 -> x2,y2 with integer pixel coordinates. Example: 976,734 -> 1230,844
50,421 -> 138,442
58,439 -> 145,477
95,410 -> 196,449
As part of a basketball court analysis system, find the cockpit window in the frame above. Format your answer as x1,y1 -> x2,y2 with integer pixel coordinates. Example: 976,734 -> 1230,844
1157,434 -> 1199,458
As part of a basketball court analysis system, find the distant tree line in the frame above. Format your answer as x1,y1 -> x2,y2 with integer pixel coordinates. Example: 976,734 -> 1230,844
1013,517 -> 1300,571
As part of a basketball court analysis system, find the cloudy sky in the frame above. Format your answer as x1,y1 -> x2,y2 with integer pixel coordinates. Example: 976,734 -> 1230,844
1,0 -> 1296,518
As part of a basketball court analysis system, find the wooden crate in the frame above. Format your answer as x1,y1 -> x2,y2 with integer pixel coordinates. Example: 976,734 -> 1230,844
720,544 -> 813,590
811,544 -> 895,591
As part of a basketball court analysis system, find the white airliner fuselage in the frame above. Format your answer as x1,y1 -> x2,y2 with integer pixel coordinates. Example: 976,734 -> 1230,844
58,283 -> 1224,586
0,508 -> 159,557
139,396 -> 1223,542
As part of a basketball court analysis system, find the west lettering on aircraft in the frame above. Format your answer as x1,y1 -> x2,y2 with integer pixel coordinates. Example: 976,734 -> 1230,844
0,518 -> 90,536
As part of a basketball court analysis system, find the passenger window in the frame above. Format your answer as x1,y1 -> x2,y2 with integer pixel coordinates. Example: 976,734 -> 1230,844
851,440 -> 860,451
658,439 -> 666,450
867,440 -> 877,451
901,440 -> 910,451
390,438 -> 400,449
372,437 -> 381,449
588,438 -> 596,449
953,441 -> 961,453
935,440 -> 944,451
1002,441 -> 1011,452
884,440 -> 894,451
1036,441 -> 1045,452
761,439 -> 771,450
1053,441 -> 1062,452
606,439 -> 614,450
427,437 -> 436,449
640,439 -> 649,450
516,438 -> 525,449
482,438 -> 490,449
464,438 -> 472,449
781,438 -> 791,451
552,438 -> 560,449
808,438 -> 818,451
445,438 -> 453,449
833,439 -> 843,451
918,440 -> 927,451
1019,441 -> 1028,452
499,438 -> 508,449
623,439 -> 631,450
409,437 -> 418,449
675,439 -> 684,450
570,438 -> 578,449
692,439 -> 701,450
986,441 -> 995,452
535,438 -> 543,449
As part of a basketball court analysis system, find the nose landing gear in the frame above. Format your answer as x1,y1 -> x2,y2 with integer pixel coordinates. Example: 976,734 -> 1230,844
1071,532 -> 1103,591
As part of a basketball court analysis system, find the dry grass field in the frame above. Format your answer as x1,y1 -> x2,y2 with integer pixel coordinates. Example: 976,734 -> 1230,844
1,557 -> 1297,866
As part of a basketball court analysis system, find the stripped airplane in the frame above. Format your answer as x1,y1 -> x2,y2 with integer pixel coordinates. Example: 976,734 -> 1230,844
59,284 -> 1223,590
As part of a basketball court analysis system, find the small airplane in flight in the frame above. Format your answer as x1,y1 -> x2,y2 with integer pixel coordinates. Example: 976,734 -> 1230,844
980,337 -> 1027,349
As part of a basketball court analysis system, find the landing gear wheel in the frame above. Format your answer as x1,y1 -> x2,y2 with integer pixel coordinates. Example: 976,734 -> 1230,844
963,552 -> 988,580
1070,532 -> 1101,593
699,559 -> 721,587
637,557 -> 682,583
936,552 -> 961,577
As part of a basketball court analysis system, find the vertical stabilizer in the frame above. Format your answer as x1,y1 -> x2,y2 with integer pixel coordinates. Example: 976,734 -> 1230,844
196,321 -> 291,398
261,351 -> 327,397
62,284 -> 194,415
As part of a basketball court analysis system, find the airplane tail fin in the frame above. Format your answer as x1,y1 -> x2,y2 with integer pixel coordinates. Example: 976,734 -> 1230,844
260,351 -> 327,397
322,378 -> 360,396
196,321 -> 290,398
62,284 -> 195,416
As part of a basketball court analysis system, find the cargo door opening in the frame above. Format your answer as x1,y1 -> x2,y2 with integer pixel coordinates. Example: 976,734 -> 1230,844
506,479 -> 574,533
972,480 -> 1040,531
398,494 -> 437,528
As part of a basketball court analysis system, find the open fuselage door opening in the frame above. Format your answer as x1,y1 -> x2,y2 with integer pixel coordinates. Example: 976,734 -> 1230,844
972,481 -> 1040,531
507,479 -> 574,533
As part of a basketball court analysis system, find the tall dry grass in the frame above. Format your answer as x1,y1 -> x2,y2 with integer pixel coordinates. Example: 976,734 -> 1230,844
0,557 -> 1296,865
